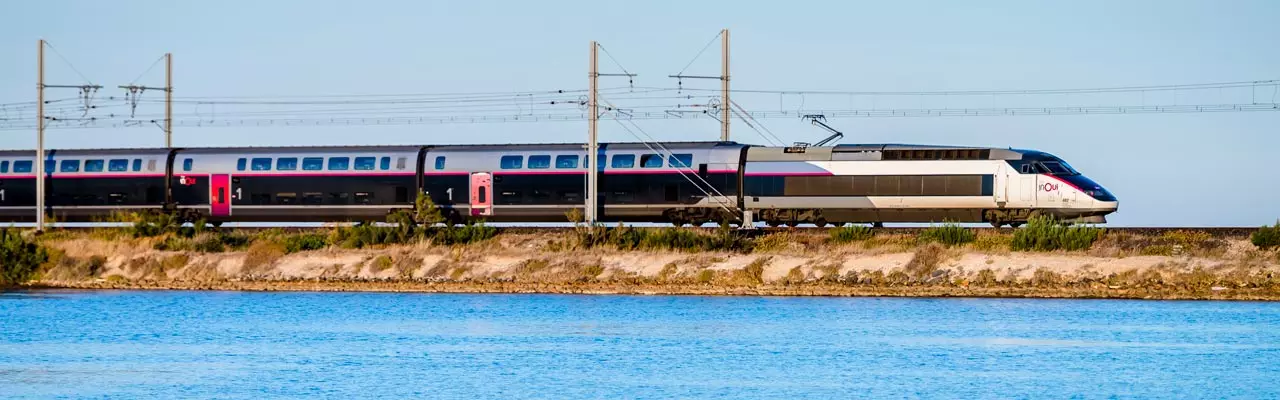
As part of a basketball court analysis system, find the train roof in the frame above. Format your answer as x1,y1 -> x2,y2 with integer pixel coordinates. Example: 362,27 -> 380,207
0,141 -> 743,155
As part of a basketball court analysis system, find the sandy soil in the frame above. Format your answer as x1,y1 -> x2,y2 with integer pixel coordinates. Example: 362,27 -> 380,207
30,233 -> 1280,300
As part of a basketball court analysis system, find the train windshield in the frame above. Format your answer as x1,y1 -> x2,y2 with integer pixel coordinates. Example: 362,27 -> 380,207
1039,161 -> 1078,176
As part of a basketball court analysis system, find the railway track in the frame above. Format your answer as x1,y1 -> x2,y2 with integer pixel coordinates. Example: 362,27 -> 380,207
31,225 -> 1263,238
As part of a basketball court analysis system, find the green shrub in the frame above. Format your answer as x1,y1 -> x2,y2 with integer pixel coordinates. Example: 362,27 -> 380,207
1,229 -> 49,286
1253,222 -> 1280,249
1010,216 -> 1105,251
918,222 -> 975,246
282,233 -> 329,253
829,225 -> 874,243
431,222 -> 497,245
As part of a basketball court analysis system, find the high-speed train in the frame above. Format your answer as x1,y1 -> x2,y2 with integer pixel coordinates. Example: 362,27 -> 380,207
0,141 -> 1117,227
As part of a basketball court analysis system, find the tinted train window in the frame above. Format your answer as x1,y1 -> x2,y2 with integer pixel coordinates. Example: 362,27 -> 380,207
528,155 -> 551,169
303,157 -> 323,171
181,159 -> 193,172
251,158 -> 272,171
555,155 -> 578,168
86,160 -> 105,172
396,157 -> 407,170
236,158 -> 247,171
380,157 -> 391,170
61,160 -> 80,173
639,154 -> 663,168
611,155 -> 635,168
14,161 -> 32,173
133,159 -> 143,172
147,159 -> 157,172
328,157 -> 350,171
668,154 -> 693,168
109,159 -> 128,172
500,155 -> 523,169
354,157 -> 376,171
434,156 -> 446,170
277,158 -> 298,171
0,161 -> 7,173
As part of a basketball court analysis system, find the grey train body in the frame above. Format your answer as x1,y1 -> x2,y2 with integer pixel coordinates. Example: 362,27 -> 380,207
0,141 -> 1118,227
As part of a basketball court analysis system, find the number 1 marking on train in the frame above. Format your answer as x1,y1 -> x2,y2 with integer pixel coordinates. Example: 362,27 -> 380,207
0,189 -> 5,202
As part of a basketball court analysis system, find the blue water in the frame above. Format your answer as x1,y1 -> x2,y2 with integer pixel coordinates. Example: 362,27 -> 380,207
1,291 -> 1278,399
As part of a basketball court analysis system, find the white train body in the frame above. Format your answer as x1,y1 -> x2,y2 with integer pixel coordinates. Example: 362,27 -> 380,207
742,144 -> 1117,226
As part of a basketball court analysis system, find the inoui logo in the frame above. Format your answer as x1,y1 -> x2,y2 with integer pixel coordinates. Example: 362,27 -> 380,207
1040,182 -> 1059,192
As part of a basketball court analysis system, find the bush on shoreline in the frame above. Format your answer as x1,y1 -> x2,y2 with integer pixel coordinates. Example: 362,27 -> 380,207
1,229 -> 49,287
1254,222 -> 1280,249
919,222 -> 974,246
1010,216 -> 1105,251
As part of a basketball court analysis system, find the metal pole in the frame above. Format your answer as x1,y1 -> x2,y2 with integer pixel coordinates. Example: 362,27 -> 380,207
587,41 -> 599,226
721,29 -> 730,142
36,39 -> 46,231
165,52 -> 172,148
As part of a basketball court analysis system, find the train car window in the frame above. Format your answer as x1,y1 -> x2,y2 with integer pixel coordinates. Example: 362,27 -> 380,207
277,158 -> 299,171
60,160 -> 81,173
86,160 -> 105,172
1020,164 -> 1032,174
477,186 -> 487,203
1040,161 -> 1075,176
379,157 -> 391,170
251,158 -> 273,171
639,154 -> 663,168
611,154 -> 635,168
354,157 -> 376,171
434,156 -> 446,170
668,154 -> 693,168
181,159 -> 193,172
396,157 -> 407,170
328,157 -> 350,171
555,155 -> 578,168
528,155 -> 551,169
236,158 -> 247,171
14,161 -> 32,173
302,157 -> 324,171
108,159 -> 129,172
133,159 -> 143,172
147,159 -> 157,172
500,155 -> 523,169
0,161 -> 8,173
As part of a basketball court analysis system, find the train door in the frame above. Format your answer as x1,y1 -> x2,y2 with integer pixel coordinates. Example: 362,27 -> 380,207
1019,175 -> 1035,207
469,172 -> 492,217
993,164 -> 1009,206
210,174 -> 231,218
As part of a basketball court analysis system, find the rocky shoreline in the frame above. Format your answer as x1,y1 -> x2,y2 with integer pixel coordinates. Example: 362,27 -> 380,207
24,229 -> 1280,301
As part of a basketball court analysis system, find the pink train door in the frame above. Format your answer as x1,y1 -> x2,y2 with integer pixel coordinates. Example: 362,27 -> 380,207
210,174 -> 231,218
469,172 -> 492,217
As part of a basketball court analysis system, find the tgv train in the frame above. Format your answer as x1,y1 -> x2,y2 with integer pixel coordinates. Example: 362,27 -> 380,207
0,141 -> 1117,227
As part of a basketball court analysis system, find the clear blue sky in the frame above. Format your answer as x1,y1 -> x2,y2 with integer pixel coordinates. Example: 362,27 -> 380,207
2,0 -> 1277,226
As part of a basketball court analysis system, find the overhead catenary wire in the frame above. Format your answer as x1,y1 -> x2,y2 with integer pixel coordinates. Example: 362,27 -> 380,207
41,41 -> 95,86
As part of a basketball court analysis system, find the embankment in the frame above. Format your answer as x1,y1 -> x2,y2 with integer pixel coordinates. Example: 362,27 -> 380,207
26,228 -> 1280,300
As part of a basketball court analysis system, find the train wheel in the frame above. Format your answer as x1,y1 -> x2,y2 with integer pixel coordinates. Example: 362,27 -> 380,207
989,220 -> 1004,228
209,221 -> 223,228
766,220 -> 780,228
1009,222 -> 1023,228
814,218 -> 828,228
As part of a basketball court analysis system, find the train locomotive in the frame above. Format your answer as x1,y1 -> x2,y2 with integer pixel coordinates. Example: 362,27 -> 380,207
0,141 -> 1117,227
